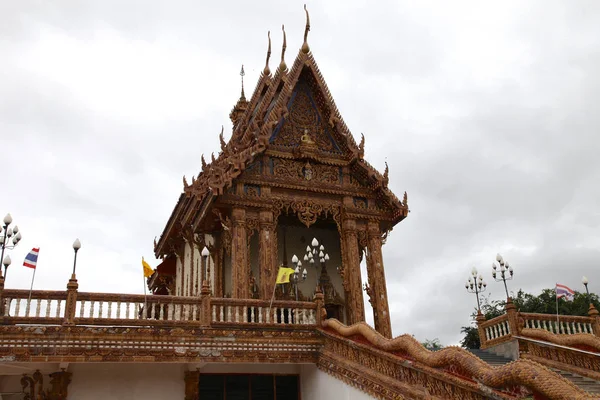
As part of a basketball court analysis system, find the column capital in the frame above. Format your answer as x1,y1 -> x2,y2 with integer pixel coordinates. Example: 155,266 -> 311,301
342,218 -> 357,233
366,220 -> 381,237
231,207 -> 246,223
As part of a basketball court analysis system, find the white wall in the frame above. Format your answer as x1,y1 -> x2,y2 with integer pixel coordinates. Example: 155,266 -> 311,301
69,363 -> 185,400
300,364 -> 375,400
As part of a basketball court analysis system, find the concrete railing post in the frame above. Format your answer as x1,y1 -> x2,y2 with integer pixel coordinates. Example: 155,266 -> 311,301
589,304 -> 600,337
200,281 -> 211,327
63,274 -> 78,326
314,288 -> 325,326
476,311 -> 487,348
505,298 -> 519,336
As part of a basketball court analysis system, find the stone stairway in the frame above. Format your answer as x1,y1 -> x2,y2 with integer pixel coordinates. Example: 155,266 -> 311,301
551,369 -> 600,395
467,348 -> 513,366
468,348 -> 600,395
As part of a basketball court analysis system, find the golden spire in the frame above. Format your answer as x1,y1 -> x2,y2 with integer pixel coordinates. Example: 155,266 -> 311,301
263,31 -> 271,75
301,4 -> 311,54
279,25 -> 287,71
240,65 -> 245,100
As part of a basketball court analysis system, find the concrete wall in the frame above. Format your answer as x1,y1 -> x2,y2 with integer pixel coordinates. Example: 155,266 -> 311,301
486,339 -> 519,360
300,364 -> 375,399
1,362 -> 374,400
69,363 -> 185,400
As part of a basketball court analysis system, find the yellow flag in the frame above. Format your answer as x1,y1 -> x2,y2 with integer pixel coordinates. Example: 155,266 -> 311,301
276,266 -> 296,284
142,257 -> 154,278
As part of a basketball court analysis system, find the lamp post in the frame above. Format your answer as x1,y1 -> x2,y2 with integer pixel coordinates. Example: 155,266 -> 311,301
304,238 -> 329,291
291,254 -> 307,301
1,213 -> 23,279
201,246 -> 210,288
465,267 -> 487,311
492,253 -> 513,300
71,239 -> 81,277
583,276 -> 590,305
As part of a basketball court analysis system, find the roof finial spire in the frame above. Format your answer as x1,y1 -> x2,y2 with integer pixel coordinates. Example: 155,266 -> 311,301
263,31 -> 271,75
279,25 -> 287,71
301,4 -> 311,54
240,65 -> 245,99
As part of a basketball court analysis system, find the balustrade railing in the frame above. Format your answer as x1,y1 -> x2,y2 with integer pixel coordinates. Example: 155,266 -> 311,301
478,303 -> 600,351
0,288 -> 318,328
211,298 -> 316,326
479,314 -> 511,344
520,312 -> 594,335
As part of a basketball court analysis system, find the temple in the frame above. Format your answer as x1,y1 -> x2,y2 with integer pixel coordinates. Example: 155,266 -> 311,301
0,7 -> 599,400
151,17 -> 406,339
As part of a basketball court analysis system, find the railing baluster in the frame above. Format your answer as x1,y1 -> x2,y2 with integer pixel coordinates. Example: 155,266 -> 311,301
107,301 -> 112,319
35,299 -> 41,317
57,300 -> 62,318
98,301 -> 103,318
125,302 -> 130,319
15,299 -> 21,317
45,300 -> 51,318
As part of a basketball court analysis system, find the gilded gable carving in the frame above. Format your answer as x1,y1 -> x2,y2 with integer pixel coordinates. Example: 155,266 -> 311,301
270,80 -> 341,153
272,158 -> 340,185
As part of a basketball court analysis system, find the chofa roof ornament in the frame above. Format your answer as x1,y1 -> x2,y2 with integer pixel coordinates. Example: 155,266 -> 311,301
263,31 -> 271,75
279,25 -> 287,72
301,4 -> 310,54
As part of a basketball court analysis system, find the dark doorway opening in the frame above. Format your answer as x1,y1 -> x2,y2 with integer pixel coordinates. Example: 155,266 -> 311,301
198,374 -> 299,400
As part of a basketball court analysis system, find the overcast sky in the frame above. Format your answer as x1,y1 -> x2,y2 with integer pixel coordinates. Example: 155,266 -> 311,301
2,1 -> 599,346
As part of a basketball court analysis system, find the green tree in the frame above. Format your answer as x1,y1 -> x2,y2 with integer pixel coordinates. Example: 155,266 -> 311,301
422,338 -> 444,351
460,326 -> 480,349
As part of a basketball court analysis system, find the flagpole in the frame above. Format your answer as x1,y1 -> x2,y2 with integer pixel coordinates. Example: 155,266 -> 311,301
268,278 -> 277,314
143,274 -> 148,319
555,285 -> 560,333
27,268 -> 36,314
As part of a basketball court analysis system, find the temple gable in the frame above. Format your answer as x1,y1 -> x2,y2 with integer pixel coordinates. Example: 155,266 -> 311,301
270,71 -> 342,154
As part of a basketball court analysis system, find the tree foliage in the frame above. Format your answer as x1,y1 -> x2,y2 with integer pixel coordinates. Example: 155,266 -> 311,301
460,288 -> 600,349
422,338 -> 444,351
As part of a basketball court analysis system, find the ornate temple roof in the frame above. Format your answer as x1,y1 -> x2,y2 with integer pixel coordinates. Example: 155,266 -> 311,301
155,8 -> 409,257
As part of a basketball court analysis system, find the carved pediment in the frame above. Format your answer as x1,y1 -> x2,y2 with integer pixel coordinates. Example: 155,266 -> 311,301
269,70 -> 345,155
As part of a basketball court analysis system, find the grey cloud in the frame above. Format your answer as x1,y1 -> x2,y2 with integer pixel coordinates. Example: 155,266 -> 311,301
2,1 -> 600,347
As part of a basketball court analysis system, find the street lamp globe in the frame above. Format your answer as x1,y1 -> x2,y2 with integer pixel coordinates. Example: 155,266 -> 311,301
201,246 -> 210,257
3,214 -> 12,225
73,239 -> 82,251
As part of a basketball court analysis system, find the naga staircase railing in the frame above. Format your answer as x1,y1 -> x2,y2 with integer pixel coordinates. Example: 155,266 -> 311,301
321,318 -> 597,400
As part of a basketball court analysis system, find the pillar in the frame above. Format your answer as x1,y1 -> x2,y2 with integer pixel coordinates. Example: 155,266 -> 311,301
63,274 -> 78,326
588,304 -> 600,337
342,218 -> 365,325
258,209 -> 276,299
366,221 -> 392,338
184,370 -> 200,400
214,233 -> 224,297
231,208 -> 249,298
476,312 -> 487,349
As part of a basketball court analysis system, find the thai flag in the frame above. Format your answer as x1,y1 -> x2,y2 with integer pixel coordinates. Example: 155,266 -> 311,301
556,283 -> 575,301
23,248 -> 39,269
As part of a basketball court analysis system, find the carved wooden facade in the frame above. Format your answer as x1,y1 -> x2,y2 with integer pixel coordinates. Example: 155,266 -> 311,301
153,24 -> 409,338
